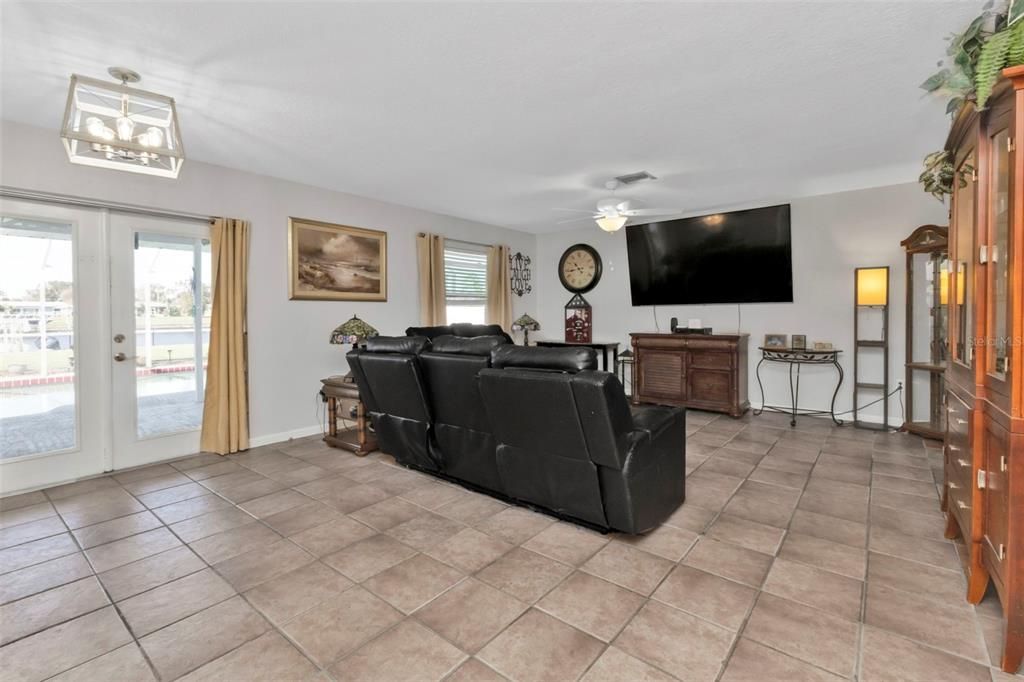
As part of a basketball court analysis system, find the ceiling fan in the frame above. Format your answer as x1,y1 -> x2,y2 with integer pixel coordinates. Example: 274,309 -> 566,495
554,180 -> 682,232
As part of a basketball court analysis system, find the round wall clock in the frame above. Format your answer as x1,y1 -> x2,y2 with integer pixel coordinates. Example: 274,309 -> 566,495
558,243 -> 602,293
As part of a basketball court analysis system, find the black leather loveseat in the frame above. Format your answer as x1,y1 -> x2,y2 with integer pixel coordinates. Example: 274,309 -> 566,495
346,336 -> 686,534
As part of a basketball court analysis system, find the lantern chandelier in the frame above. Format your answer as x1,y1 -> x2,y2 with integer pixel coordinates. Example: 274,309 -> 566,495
60,67 -> 184,179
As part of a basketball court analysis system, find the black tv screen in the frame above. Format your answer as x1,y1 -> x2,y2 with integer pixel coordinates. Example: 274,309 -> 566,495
626,204 -> 793,306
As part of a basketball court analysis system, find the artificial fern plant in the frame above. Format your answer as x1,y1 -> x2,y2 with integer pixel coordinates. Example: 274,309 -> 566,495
975,19 -> 1024,107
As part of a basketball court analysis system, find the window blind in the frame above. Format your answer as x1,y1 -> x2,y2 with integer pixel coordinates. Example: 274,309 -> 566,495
444,246 -> 488,304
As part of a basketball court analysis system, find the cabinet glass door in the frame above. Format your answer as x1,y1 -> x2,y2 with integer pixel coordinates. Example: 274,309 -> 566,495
987,127 -> 1011,383
953,151 -> 976,367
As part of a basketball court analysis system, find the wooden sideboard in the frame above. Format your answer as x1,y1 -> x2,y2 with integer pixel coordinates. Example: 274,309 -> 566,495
630,333 -> 749,417
943,65 -> 1024,673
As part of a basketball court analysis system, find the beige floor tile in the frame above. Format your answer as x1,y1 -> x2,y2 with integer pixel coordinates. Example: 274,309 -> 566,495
45,477 -> 119,502
864,582 -> 987,662
122,471 -> 192,496
244,561 -> 352,624
214,538 -> 313,592
447,657 -> 509,682
798,490 -> 868,524
386,512 -> 467,552
332,618 -> 466,682
113,463 -> 180,485
478,608 -> 604,682
613,523 -> 698,562
0,607 -> 132,682
98,545 -> 205,601
580,646 -> 675,682
872,488 -> 943,516
706,514 -> 786,555
580,541 -> 673,596
762,558 -> 863,622
180,631 -> 320,681
363,553 -> 464,614
139,596 -> 269,681
870,504 -> 946,541
416,577 -> 527,652
522,523 -> 609,566
743,593 -> 859,677
868,525 -> 962,571
683,537 -> 773,587
476,547 -> 573,603
399,481 -> 468,510
859,626 -> 991,682
721,638 -> 844,682
867,551 -> 965,605
136,482 -> 210,510
0,516 -> 67,551
778,531 -> 867,580
280,586 -> 403,666
262,501 -> 345,537
188,522 -> 282,564
118,568 -> 236,637
615,600 -> 734,681
0,502 -> 57,531
723,484 -> 799,529
184,460 -> 244,481
350,497 -> 427,530
315,483 -> 392,513
237,489 -> 312,519
538,571 -> 645,642
1,533 -> 79,575
170,508 -> 256,543
150,494 -> 233,525
871,473 -> 939,497
789,509 -> 868,548
0,552 -> 92,605
474,506 -> 554,544
196,470 -> 266,494
425,527 -> 513,573
748,466 -> 809,490
48,643 -> 155,682
661,503 -> 717,533
70,511 -> 162,550
436,494 -> 508,525
0,576 -> 109,645
322,533 -> 417,582
84,527 -> 181,573
169,453 -> 226,472
0,492 -> 49,514
216,478 -> 286,505
290,515 -> 376,556
266,464 -> 335,487
652,564 -> 757,630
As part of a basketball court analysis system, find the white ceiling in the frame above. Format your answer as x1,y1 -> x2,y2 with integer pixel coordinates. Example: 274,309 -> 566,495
1,1 -> 979,233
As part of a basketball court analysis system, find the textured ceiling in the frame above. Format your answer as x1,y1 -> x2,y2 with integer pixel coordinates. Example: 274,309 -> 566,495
0,1 -> 979,232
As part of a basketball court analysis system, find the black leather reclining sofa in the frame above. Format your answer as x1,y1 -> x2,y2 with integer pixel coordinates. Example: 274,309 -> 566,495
346,334 -> 686,534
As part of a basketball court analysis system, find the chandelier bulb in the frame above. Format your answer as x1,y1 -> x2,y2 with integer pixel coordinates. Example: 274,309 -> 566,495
116,116 -> 134,142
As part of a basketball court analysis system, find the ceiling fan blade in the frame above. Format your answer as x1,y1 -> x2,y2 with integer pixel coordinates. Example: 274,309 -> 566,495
621,208 -> 683,217
552,207 -> 598,214
556,216 -> 596,224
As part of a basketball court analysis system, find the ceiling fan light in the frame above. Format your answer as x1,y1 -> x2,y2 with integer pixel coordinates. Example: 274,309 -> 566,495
596,215 -> 628,232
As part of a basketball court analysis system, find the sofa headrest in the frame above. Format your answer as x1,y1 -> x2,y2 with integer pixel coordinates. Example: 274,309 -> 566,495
365,335 -> 430,355
451,323 -> 508,339
490,345 -> 597,373
405,325 -> 453,340
429,335 -> 508,356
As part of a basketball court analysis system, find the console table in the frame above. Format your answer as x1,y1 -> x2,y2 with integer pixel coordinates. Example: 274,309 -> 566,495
752,347 -> 844,427
320,375 -> 377,456
535,340 -> 619,373
630,333 -> 749,417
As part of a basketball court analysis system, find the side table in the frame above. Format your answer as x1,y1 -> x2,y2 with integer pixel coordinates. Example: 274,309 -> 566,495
320,375 -> 377,456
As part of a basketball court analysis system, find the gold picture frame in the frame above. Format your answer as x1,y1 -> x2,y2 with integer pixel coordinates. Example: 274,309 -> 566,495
288,217 -> 387,301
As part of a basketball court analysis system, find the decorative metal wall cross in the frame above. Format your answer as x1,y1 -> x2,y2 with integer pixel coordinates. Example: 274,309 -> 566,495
509,251 -> 532,297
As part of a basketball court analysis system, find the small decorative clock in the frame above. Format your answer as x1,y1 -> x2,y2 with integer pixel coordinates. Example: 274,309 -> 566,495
564,294 -> 593,343
558,243 -> 602,293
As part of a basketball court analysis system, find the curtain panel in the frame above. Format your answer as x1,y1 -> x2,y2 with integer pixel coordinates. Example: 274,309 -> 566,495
486,244 -> 513,331
417,232 -> 447,325
200,217 -> 251,455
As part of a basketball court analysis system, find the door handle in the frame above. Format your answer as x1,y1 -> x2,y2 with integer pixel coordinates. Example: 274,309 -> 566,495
113,353 -> 136,362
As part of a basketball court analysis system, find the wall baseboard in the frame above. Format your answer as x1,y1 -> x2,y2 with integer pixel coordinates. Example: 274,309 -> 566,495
249,424 -> 324,448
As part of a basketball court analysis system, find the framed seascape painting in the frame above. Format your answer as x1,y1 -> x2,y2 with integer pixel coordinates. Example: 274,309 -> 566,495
288,218 -> 387,301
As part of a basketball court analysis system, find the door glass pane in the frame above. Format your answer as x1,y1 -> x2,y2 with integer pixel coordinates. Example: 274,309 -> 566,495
133,233 -> 210,438
0,217 -> 76,458
954,152 -> 975,366
989,129 -> 1010,378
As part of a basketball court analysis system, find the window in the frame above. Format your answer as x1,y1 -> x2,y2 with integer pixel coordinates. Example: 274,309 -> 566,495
444,245 -> 487,324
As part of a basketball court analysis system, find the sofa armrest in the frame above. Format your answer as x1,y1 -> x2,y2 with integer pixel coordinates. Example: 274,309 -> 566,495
629,404 -> 684,444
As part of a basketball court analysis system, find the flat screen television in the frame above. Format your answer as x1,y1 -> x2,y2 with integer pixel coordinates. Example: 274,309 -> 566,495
626,203 -> 793,306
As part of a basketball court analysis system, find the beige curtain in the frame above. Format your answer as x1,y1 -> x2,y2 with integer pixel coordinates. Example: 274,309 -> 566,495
201,218 -> 250,455
486,244 -> 513,331
417,232 -> 447,325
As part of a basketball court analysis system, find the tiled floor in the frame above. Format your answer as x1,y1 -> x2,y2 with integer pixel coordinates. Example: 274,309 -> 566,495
0,410 -> 1019,681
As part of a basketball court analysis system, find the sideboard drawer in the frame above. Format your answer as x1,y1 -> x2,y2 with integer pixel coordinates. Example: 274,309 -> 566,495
688,350 -> 734,371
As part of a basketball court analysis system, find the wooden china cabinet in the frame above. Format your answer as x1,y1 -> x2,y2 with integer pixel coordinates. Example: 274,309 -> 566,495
943,65 -> 1024,673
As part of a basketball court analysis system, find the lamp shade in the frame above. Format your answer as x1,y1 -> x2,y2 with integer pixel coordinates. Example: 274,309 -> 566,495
330,315 -> 378,345
596,215 -> 628,232
940,265 -> 949,306
855,267 -> 889,306
511,314 -> 540,331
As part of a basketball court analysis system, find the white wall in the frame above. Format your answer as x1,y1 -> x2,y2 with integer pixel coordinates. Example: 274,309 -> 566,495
535,183 -> 949,425
0,120 -> 537,444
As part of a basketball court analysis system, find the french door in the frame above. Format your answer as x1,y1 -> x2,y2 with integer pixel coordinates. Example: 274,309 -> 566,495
0,198 -> 211,494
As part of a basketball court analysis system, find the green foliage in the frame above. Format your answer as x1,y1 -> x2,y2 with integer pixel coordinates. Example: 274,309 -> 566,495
921,6 -> 1000,106
975,21 -> 1022,108
918,151 -> 972,202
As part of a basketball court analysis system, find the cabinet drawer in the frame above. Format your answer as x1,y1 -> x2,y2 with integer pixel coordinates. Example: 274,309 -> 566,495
947,393 -> 970,438
688,350 -> 733,371
982,419 -> 1010,583
947,471 -> 973,540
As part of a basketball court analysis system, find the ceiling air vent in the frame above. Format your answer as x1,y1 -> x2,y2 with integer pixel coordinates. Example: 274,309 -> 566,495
614,171 -> 658,185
